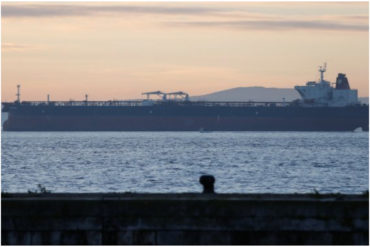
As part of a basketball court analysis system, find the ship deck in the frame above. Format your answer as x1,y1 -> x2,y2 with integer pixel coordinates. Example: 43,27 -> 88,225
2,100 -> 290,111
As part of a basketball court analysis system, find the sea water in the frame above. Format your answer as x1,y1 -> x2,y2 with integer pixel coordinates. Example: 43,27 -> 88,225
1,131 -> 368,194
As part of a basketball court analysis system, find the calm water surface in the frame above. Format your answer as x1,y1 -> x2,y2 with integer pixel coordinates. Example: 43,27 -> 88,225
1,131 -> 368,193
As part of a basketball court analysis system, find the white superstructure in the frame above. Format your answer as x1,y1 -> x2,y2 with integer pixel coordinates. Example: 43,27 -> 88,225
295,63 -> 358,107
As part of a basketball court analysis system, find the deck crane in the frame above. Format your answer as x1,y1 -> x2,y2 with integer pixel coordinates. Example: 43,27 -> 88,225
142,91 -> 167,100
166,91 -> 189,101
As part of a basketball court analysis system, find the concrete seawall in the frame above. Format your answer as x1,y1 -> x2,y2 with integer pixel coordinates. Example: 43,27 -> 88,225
2,193 -> 368,245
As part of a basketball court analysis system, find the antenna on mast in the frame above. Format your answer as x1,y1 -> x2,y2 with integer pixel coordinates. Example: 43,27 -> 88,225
16,84 -> 21,103
319,62 -> 327,82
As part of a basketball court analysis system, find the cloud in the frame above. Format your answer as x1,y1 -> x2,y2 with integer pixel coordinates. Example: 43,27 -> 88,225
1,4 -> 219,18
2,42 -> 33,51
168,20 -> 368,32
344,15 -> 369,21
2,4 -> 367,33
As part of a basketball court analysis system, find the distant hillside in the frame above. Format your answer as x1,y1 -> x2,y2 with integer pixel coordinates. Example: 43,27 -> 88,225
191,87 -> 369,104
191,87 -> 300,102
190,87 -> 369,105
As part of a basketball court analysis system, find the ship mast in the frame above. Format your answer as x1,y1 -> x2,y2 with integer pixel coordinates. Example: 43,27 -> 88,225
319,63 -> 327,83
16,84 -> 20,103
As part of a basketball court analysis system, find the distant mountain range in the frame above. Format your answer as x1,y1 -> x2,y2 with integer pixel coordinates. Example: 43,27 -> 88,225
191,87 -> 369,104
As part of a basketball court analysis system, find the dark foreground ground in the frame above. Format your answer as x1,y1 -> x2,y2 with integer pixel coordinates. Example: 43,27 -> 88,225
2,192 -> 368,245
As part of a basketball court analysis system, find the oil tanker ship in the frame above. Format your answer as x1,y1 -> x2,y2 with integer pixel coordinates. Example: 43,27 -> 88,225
2,64 -> 368,131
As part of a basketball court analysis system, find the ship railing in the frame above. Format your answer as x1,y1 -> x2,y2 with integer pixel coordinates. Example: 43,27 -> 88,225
14,100 -> 290,107
184,101 -> 289,107
22,100 -> 145,107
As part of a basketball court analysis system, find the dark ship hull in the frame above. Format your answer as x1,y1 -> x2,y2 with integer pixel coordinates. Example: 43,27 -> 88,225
2,102 -> 368,131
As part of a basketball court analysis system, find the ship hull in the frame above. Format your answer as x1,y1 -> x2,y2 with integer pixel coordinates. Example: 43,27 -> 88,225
3,104 -> 368,131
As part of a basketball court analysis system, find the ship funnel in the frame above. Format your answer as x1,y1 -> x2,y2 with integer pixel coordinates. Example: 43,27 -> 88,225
336,73 -> 350,90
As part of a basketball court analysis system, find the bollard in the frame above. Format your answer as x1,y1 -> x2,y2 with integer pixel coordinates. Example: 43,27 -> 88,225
199,175 -> 215,194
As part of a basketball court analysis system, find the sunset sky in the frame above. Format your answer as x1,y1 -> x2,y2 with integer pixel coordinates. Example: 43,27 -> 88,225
2,2 -> 369,101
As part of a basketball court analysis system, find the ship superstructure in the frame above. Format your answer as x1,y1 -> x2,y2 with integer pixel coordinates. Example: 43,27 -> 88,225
295,63 -> 358,107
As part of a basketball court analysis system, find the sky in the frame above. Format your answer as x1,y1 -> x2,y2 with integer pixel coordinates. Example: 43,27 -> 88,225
1,2 -> 369,101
